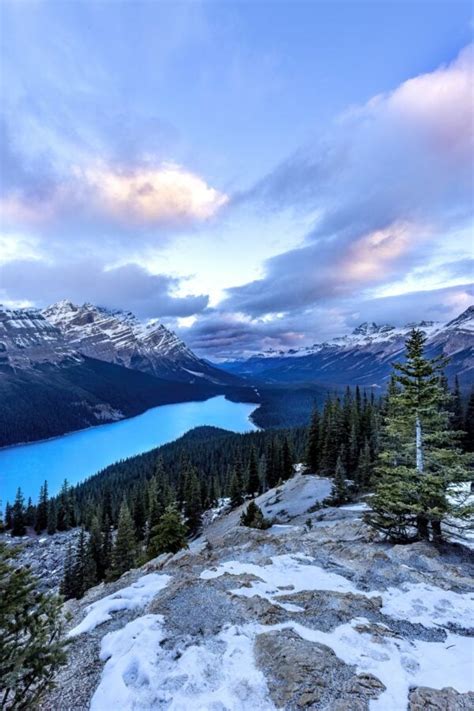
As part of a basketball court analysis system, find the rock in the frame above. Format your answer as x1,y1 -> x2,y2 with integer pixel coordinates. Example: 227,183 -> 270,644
409,687 -> 474,710
254,628 -> 385,710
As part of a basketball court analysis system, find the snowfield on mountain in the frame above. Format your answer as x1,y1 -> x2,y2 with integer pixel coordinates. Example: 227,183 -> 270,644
40,472 -> 474,711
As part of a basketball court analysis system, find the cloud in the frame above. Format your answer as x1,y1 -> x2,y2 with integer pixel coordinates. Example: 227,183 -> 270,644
179,283 -> 473,359
0,161 -> 228,232
224,45 -> 474,322
0,259 -> 208,318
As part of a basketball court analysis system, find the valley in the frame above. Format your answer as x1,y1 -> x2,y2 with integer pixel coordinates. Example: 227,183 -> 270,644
0,396 -> 258,503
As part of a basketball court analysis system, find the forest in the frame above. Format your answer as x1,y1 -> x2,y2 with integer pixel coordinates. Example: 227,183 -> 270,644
2,331 -> 473,601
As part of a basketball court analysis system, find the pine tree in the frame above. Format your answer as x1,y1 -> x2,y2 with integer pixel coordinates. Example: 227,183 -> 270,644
280,437 -> 294,480
57,480 -> 74,531
5,502 -> 12,530
110,501 -> 136,579
265,441 -> 279,488
246,448 -> 260,497
47,499 -> 57,535
1,543 -> 68,708
147,504 -> 188,557
60,543 -> 75,600
25,497 -> 35,527
305,407 -> 320,472
89,516 -> 106,581
331,446 -> 350,505
356,439 -> 372,490
464,389 -> 474,452
132,485 -> 146,541
229,466 -> 244,508
11,488 -> 26,537
367,329 -> 472,542
451,376 -> 464,433
183,468 -> 203,535
240,501 -> 271,529
35,481 -> 49,533
101,516 -> 113,574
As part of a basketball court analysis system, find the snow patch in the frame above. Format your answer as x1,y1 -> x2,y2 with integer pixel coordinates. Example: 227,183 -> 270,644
200,554 -> 367,611
69,573 -> 171,637
91,617 -> 275,711
275,619 -> 473,711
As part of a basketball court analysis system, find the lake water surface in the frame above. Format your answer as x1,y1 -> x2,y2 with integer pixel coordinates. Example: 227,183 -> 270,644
0,396 -> 257,505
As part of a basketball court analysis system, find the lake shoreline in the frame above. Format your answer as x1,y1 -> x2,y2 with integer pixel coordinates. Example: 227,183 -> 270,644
0,397 -> 259,504
0,391 -> 261,453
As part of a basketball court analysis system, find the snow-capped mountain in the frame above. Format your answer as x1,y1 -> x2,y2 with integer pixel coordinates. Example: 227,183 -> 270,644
221,306 -> 474,388
42,301 -> 237,386
0,303 -> 250,448
0,307 -> 79,370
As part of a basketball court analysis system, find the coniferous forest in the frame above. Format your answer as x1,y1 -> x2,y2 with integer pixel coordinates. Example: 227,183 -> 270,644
2,330 -> 473,603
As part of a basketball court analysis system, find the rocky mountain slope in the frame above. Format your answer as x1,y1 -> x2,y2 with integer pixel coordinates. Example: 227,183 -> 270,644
39,473 -> 474,711
222,306 -> 474,389
0,307 -> 251,447
43,301 -> 238,386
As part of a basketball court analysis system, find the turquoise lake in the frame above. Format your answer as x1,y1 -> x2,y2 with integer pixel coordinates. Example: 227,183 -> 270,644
0,396 -> 258,505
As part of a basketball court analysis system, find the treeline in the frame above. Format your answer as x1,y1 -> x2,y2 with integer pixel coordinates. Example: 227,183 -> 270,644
2,367 -> 472,597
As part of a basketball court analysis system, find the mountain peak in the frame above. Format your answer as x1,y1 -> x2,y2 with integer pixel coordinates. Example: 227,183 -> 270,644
445,305 -> 474,331
352,322 -> 394,336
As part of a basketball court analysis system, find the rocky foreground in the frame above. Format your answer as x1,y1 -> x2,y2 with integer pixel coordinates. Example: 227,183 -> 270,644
40,474 -> 474,711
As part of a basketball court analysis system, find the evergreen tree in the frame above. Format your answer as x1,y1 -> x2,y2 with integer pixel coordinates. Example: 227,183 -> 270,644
305,407 -> 320,472
47,499 -> 57,535
183,467 -> 203,535
35,481 -> 49,533
464,389 -> 474,452
147,504 -> 188,557
367,329 -> 472,542
265,441 -> 279,488
25,497 -> 35,527
451,376 -> 464,433
280,437 -> 294,480
5,502 -> 12,530
57,480 -> 74,531
11,488 -> 26,537
110,501 -> 136,579
356,438 -> 373,490
240,501 -> 271,529
131,486 -> 146,541
60,543 -> 75,600
88,516 -> 106,581
60,529 -> 96,600
1,543 -> 68,708
101,516 -> 113,575
229,465 -> 244,508
331,446 -> 350,505
246,448 -> 260,497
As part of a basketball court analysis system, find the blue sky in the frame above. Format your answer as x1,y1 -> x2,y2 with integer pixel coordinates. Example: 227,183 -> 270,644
0,0 -> 472,357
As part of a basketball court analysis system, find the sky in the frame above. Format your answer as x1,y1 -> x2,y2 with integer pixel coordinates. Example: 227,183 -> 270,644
0,0 -> 473,359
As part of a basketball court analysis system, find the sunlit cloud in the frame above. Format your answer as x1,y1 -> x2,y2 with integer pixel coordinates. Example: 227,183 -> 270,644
82,163 -> 229,225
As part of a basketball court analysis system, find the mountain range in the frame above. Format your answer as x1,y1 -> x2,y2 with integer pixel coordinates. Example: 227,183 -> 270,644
1,302 -> 472,447
0,303 -> 252,447
221,306 -> 474,389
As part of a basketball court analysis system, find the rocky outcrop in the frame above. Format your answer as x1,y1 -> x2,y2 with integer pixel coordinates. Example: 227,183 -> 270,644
38,474 -> 473,711
409,686 -> 474,710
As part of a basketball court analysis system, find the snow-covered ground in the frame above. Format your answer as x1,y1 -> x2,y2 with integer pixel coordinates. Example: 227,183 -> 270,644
69,573 -> 171,637
74,552 -> 474,710
56,473 -> 474,711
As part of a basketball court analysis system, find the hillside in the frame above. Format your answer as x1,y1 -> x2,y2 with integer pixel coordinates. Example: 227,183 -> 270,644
0,307 -> 255,447
43,301 -> 239,386
39,473 -> 474,710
